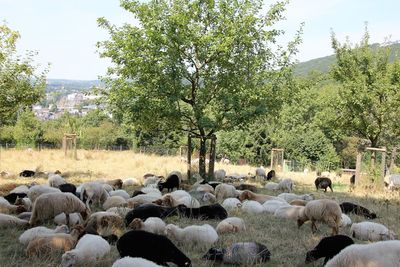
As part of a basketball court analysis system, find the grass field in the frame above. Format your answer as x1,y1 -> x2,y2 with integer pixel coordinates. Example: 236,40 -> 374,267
0,149 -> 400,267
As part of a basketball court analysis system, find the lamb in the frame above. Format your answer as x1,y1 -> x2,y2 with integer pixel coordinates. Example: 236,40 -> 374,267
19,225 -> 69,246
158,173 -> 180,192
110,189 -> 130,199
340,214 -> 352,228
125,204 -> 180,225
165,223 -> 218,248
0,213 -> 29,228
325,240 -> 400,267
222,198 -> 242,211
19,170 -> 35,177
216,217 -> 246,234
235,184 -> 258,192
54,212 -> 83,226
215,183 -> 239,201
203,242 -> 270,265
266,170 -> 276,180
277,193 -> 314,203
297,199 -> 342,235
128,217 -> 166,235
214,169 -> 226,181
339,201 -> 377,219
178,203 -> 228,220
4,192 -> 27,204
241,200 -> 265,214
25,225 -> 85,257
84,211 -> 125,238
238,190 -> 279,204
29,192 -> 89,226
350,221 -> 398,241
264,182 -> 279,191
103,196 -> 128,210
263,200 -> 290,214
80,182 -> 109,207
117,230 -> 191,267
60,234 -> 111,267
112,257 -> 164,267
27,185 -> 61,202
274,206 -> 305,220
58,183 -> 77,195
277,178 -> 294,192
48,173 -> 67,187
315,177 -> 333,192
305,235 -> 354,264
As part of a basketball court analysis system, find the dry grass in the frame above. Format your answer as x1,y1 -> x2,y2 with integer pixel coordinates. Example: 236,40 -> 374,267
0,149 -> 400,267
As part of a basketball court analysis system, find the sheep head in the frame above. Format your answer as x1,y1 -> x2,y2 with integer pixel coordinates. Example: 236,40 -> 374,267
60,251 -> 77,267
162,195 -> 174,207
238,190 -> 253,201
129,218 -> 144,230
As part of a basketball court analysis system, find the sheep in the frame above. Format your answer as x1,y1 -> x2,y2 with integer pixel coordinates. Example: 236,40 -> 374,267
48,173 -> 67,188
29,192 -> 89,226
277,178 -> 294,192
241,200 -> 265,215
278,193 -> 314,203
103,196 -> 128,210
19,225 -> 69,246
194,184 -> 214,193
266,170 -> 276,180
105,178 -> 123,189
305,235 -> 354,264
350,221 -> 397,241
222,198 -> 242,211
17,212 -> 32,221
0,197 -> 26,214
238,190 -> 278,204
54,213 -> 83,226
188,191 -> 216,205
290,199 -> 308,206
80,182 -> 109,207
59,183 -> 77,195
325,240 -> 400,267
203,242 -> 270,264
125,204 -> 180,225
25,225 -> 85,257
144,176 -> 162,187
340,214 -> 352,228
200,180 -> 221,189
255,167 -> 266,179
0,213 -> 29,228
140,187 -> 162,196
84,211 -> 125,238
19,170 -> 35,177
110,189 -> 130,199
350,174 -> 355,185
214,169 -> 226,181
274,206 -> 305,220
178,203 -> 228,220
117,230 -> 191,267
384,174 -> 400,190
106,207 -> 132,218
4,192 -> 27,204
60,234 -> 111,267
158,174 -> 180,192
315,177 -> 333,192
27,185 -> 61,202
159,194 -> 200,208
235,184 -> 258,192
264,182 -> 279,190
215,183 -> 239,201
262,200 -> 290,214
10,185 -> 29,194
165,223 -> 218,248
216,217 -> 246,234
112,257 -> 164,267
298,199 -> 342,235
127,194 -> 161,207
339,201 -> 377,219
102,183 -> 114,193
128,217 -> 166,235
122,178 -> 141,187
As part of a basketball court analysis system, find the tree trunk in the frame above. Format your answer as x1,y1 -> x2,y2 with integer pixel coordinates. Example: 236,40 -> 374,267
199,136 -> 207,179
207,135 -> 216,181
389,147 -> 397,173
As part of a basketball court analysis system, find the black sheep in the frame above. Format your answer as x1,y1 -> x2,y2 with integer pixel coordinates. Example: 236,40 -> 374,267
179,203 -> 228,220
314,177 -> 333,192
19,170 -> 35,177
199,180 -> 221,189
131,190 -> 145,198
340,202 -> 377,219
305,235 -> 354,264
158,174 -> 180,192
350,174 -> 355,185
203,242 -> 270,264
117,230 -> 191,267
125,204 -> 180,226
266,170 -> 276,180
4,193 -> 27,204
58,183 -> 77,195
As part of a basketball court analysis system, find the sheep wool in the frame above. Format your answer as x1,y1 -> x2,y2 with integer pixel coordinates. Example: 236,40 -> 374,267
278,193 -> 314,203
216,217 -> 246,234
263,200 -> 290,214
222,198 -> 242,211
112,257 -> 164,267
274,206 -> 305,220
350,221 -> 398,241
54,213 -> 83,226
102,196 -> 128,210
19,225 -> 69,246
340,214 -> 352,228
215,184 -> 239,201
109,190 -> 130,199
129,217 -> 166,235
241,200 -> 265,215
0,213 -> 29,228
27,185 -> 61,202
165,223 -> 218,248
48,173 -> 67,188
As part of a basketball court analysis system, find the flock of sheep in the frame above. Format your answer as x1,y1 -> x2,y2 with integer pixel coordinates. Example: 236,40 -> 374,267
0,166 -> 399,266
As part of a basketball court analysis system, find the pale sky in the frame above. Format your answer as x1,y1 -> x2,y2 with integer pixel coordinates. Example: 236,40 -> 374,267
1,0 -> 399,80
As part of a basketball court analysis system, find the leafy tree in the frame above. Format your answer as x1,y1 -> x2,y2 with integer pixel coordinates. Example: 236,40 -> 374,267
13,110 -> 42,147
98,0 -> 301,177
0,24 -> 47,125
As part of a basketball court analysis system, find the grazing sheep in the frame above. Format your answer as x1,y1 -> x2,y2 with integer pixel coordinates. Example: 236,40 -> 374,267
48,173 -> 67,188
241,200 -> 265,215
165,223 -> 218,248
0,197 -> 26,214
384,174 -> 400,190
215,184 -> 239,201
188,191 -> 216,205
305,235 -> 354,264
263,200 -> 290,214
298,199 -> 342,235
0,213 -> 29,228
203,242 -> 270,265
102,196 -> 128,210
350,221 -> 398,241
106,207 -> 132,218
19,225 -> 69,246
214,169 -> 226,181
158,174 -> 180,192
239,190 -> 278,204
4,192 -> 27,204
325,240 -> 400,267
266,170 -> 276,180
112,257 -> 163,267
216,217 -> 246,234
29,192 -> 89,226
264,182 -> 279,191
110,190 -> 130,199
125,204 -> 179,225
10,185 -> 29,194
340,214 -> 352,228
235,184 -> 258,192
274,206 -> 305,220
27,185 -> 61,202
278,193 -> 314,203
117,230 -> 191,267
60,234 -> 111,267
80,182 -> 109,208
222,198 -> 242,211
25,225 -> 85,257
54,213 -> 83,226
84,211 -> 124,238
339,202 -> 377,219
59,183 -> 77,195
277,178 -> 294,192
178,203 -> 228,220
255,167 -> 266,179
128,217 -> 166,235
315,177 -> 333,192
290,199 -> 308,206
19,170 -> 35,177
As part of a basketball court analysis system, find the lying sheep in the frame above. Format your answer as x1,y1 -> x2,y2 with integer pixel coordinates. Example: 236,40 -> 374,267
17,212 -> 32,221
125,204 -> 180,225
0,197 -> 26,214
188,191 -> 216,205
122,178 -> 141,187
290,199 -> 308,206
222,198 -> 242,211
215,184 -> 239,201
216,217 -> 246,234
350,221 -> 398,241
27,185 -> 61,202
19,225 -> 69,246
325,240 -> 400,267
298,199 -> 342,235
178,203 -> 228,220
277,178 -> 294,192
60,234 -> 111,267
106,207 -> 132,218
264,182 -> 279,191
241,200 -> 265,215
0,213 -> 29,228
194,184 -> 214,193
235,184 -> 258,192
109,190 -> 130,199
112,257 -> 163,267
4,192 -> 27,204
10,185 -> 29,194
127,194 -> 161,207
165,223 -> 218,248
128,217 -> 166,235
278,193 -> 314,203
239,190 -> 278,204
339,202 -> 377,219
59,183 -> 77,195
263,200 -> 290,214
102,196 -> 128,210
305,235 -> 354,264
274,206 -> 305,220
84,211 -> 124,238
340,214 -> 352,228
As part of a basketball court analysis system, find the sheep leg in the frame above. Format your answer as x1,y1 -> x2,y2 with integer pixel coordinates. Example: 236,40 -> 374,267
66,213 -> 70,227
311,220 -> 318,233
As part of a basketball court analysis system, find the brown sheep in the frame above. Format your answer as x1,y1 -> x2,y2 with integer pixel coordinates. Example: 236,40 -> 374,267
106,179 -> 123,189
84,211 -> 124,238
290,199 -> 308,206
238,190 -> 276,204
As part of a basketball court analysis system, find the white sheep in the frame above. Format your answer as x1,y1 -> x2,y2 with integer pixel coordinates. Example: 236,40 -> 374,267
277,178 -> 294,192
54,212 -> 83,226
143,176 -> 161,187
109,190 -> 130,199
106,207 -> 132,218
255,167 -> 266,179
10,185 -> 29,194
165,223 -> 218,248
214,169 -> 226,181
60,234 -> 111,267
102,196 -> 128,210
112,257 -> 163,267
340,213 -> 352,228
0,213 -> 29,228
277,193 -> 314,203
48,173 -> 67,188
19,225 -> 69,246
14,197 -> 32,211
264,182 -> 279,191
195,184 -> 214,193
128,217 -> 166,235
216,217 -> 246,234
140,187 -> 162,197
274,206 -> 305,220
27,185 -> 61,202
263,200 -> 290,214
222,198 -> 242,211
161,194 -> 200,208
29,192 -> 89,226
215,183 -> 239,201
80,182 -> 109,207
122,178 -> 141,187
241,200 -> 265,215
0,197 -> 24,214
350,221 -> 398,241
127,194 -> 161,207
325,240 -> 400,267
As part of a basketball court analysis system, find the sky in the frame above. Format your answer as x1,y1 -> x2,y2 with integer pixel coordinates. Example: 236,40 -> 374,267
1,0 -> 400,80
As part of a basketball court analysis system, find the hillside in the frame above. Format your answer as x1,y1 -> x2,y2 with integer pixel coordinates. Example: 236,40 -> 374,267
46,79 -> 103,93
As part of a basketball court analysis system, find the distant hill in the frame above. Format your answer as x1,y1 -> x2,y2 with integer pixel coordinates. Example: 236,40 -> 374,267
294,42 -> 400,76
46,79 -> 103,93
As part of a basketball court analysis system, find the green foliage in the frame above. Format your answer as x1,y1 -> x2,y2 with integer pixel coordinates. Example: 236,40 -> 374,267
12,110 -> 43,147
